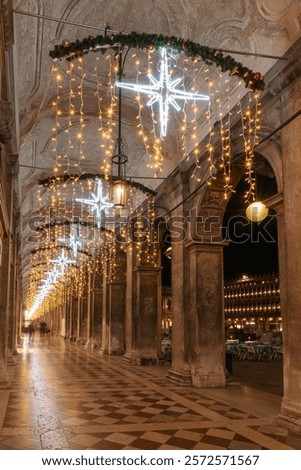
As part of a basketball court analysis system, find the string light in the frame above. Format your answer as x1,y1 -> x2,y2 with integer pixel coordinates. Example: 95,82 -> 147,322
51,248 -> 76,275
25,41 -> 263,320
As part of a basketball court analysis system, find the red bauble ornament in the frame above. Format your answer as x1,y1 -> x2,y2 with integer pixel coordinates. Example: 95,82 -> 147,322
182,42 -> 188,51
166,38 -> 172,46
253,72 -> 262,81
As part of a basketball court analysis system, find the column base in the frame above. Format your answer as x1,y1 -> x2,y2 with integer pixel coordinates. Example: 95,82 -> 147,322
122,353 -> 132,364
84,338 -> 93,350
98,347 -> 124,356
278,405 -> 301,433
190,363 -> 226,388
166,368 -> 192,386
0,373 -> 10,390
7,355 -> 17,367
122,352 -> 158,365
68,335 -> 77,342
191,372 -> 226,388
76,338 -> 87,346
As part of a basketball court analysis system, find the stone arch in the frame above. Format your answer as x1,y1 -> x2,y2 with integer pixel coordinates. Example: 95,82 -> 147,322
187,148 -> 280,244
167,149 -> 281,388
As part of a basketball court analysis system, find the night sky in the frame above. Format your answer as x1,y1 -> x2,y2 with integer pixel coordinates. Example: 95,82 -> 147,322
223,221 -> 279,280
222,172 -> 278,280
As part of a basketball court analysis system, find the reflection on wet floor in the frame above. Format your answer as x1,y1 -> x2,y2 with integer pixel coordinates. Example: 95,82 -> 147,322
0,337 -> 300,450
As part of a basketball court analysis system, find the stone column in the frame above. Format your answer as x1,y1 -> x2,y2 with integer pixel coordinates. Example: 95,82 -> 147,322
165,239 -> 191,384
165,173 -> 191,384
276,84 -> 301,432
11,248 -> 21,354
186,241 -> 226,388
123,244 -> 133,362
85,270 -> 94,348
0,234 -> 10,387
81,295 -> 88,342
100,250 -> 126,355
7,226 -> 18,362
68,292 -> 75,339
6,229 -> 16,366
65,298 -> 70,338
0,154 -> 16,387
70,297 -> 78,340
58,305 -> 66,336
52,307 -> 59,335
127,263 -> 161,365
93,274 -> 103,348
76,297 -> 82,341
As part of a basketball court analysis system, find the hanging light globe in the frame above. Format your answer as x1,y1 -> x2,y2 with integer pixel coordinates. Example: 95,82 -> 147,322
246,201 -> 269,222
112,179 -> 127,209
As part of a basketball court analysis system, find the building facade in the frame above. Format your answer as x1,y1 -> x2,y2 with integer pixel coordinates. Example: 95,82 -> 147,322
224,273 -> 281,334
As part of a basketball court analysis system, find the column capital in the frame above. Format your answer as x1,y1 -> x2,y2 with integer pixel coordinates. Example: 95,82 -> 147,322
133,265 -> 162,273
185,239 -> 229,251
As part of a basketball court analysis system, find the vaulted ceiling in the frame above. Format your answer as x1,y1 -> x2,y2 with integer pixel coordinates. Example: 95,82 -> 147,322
8,0 -> 301,299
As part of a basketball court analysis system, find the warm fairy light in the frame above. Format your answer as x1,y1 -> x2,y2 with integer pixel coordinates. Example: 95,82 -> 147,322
239,90 -> 261,205
26,43 -> 263,319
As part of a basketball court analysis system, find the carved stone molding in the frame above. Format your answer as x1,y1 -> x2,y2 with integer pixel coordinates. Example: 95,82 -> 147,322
255,0 -> 295,22
269,60 -> 301,98
0,100 -> 12,144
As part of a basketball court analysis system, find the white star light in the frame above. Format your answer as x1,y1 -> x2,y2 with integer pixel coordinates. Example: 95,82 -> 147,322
75,180 -> 113,228
50,248 -> 76,275
58,224 -> 84,257
116,47 -> 210,137
46,267 -> 61,283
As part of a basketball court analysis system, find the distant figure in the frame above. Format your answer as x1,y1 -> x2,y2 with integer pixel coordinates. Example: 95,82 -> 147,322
255,329 -> 262,340
28,323 -> 35,342
39,321 -> 47,337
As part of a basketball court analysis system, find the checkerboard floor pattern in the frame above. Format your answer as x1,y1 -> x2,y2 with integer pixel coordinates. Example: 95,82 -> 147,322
0,337 -> 300,450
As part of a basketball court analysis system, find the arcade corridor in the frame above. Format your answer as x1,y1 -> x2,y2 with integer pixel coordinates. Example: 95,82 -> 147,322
0,337 -> 300,451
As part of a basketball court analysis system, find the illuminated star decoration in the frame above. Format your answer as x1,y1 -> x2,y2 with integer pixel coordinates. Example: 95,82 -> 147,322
50,248 -> 76,275
116,47 -> 210,137
75,180 -> 114,228
58,224 -> 84,258
46,267 -> 61,283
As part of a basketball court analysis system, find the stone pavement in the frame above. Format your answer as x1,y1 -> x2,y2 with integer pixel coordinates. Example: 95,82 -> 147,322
0,336 -> 300,450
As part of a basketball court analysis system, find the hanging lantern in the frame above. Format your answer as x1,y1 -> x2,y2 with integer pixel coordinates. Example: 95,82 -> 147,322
246,201 -> 268,222
112,179 -> 127,208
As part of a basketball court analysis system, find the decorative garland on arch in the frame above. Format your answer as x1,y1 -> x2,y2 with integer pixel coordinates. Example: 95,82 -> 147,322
37,173 -> 157,197
49,31 -> 264,91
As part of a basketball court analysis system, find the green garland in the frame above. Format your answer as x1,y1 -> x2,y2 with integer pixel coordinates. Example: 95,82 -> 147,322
49,31 -> 264,91
37,173 -> 157,197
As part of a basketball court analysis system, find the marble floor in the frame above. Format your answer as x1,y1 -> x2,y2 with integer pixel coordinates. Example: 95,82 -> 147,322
0,336 -> 300,450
